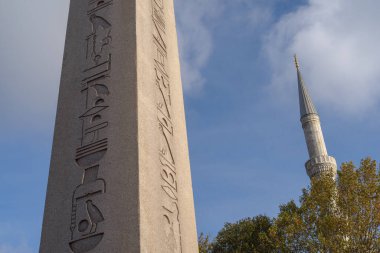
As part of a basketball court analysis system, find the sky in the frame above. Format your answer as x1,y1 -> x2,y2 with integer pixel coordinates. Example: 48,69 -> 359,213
1,0 -> 380,252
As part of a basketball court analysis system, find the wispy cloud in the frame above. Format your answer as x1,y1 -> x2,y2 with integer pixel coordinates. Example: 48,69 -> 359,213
175,0 -> 224,94
264,0 -> 380,115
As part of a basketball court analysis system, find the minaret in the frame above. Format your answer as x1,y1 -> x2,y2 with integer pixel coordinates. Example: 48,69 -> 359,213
294,55 -> 337,179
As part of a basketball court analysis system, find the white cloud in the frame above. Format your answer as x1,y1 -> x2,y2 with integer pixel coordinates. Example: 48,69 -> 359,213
264,0 -> 380,115
175,0 -> 224,94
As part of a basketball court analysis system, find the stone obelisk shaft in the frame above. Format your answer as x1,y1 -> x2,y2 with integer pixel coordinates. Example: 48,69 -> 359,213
39,0 -> 198,252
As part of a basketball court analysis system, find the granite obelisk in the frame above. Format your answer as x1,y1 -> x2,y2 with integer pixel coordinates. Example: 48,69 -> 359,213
39,0 -> 198,252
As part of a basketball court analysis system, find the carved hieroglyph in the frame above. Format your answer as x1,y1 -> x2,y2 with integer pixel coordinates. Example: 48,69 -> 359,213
70,2 -> 113,252
40,0 -> 198,252
152,0 -> 182,251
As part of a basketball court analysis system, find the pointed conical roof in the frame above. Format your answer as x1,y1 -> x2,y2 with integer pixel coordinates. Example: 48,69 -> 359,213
294,55 -> 318,118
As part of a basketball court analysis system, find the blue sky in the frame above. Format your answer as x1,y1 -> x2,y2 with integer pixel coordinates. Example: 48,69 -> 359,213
1,0 -> 380,252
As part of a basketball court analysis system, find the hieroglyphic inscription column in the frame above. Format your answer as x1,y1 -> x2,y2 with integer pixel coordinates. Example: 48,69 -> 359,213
40,0 -> 198,252
153,0 -> 183,250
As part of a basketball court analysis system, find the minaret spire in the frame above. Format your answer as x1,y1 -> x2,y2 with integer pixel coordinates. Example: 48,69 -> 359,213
294,55 -> 318,118
294,55 -> 337,179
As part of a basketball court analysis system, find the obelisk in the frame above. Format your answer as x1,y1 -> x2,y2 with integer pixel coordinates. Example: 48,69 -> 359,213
39,0 -> 198,252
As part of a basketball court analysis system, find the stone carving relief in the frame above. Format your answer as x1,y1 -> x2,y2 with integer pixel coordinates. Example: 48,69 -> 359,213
79,78 -> 110,148
84,1 -> 112,82
69,1 -> 113,252
88,14 -> 112,65
151,0 -> 183,251
70,166 -> 106,253
163,202 -> 182,252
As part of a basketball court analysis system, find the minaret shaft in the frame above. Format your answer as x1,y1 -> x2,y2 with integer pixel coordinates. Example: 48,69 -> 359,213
301,114 -> 328,158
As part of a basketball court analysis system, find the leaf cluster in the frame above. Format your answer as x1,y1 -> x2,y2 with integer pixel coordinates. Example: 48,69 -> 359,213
199,215 -> 275,253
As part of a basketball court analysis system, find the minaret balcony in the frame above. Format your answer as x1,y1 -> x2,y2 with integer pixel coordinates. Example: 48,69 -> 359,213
305,155 -> 337,178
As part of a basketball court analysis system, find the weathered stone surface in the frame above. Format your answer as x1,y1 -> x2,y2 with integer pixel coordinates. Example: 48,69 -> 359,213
39,0 -> 198,252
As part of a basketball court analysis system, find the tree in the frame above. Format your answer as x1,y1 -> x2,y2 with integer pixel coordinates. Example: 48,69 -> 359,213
212,215 -> 276,253
198,233 -> 213,253
336,158 -> 380,252
269,200 -> 308,253
272,158 -> 380,253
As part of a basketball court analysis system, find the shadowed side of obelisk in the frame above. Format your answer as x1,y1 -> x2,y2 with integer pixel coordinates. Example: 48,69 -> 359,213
39,0 -> 140,252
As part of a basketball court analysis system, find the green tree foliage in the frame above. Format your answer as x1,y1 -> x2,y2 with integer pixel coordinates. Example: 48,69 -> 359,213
272,158 -> 380,252
272,171 -> 343,252
336,158 -> 380,252
198,233 -> 213,253
210,215 -> 275,253
199,158 -> 380,253
269,200 -> 307,252
213,215 -> 275,252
